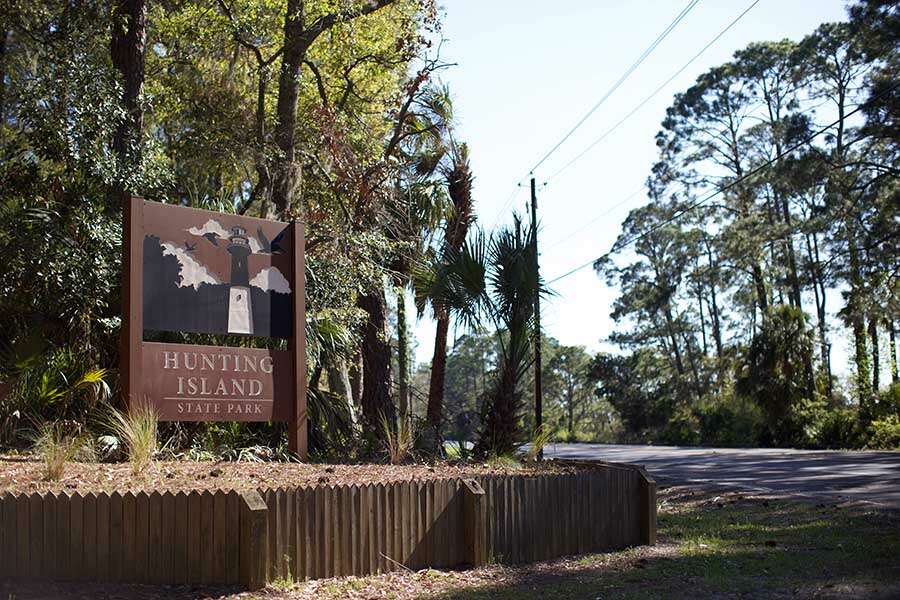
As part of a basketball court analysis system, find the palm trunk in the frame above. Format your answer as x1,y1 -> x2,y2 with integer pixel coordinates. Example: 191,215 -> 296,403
396,286 -> 410,420
426,308 -> 450,442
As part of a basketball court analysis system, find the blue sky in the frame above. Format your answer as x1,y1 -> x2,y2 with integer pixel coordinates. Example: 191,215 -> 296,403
411,0 -> 852,371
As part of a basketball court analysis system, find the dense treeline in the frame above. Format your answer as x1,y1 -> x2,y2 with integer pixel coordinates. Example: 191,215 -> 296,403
592,0 -> 899,449
1,0 -> 897,460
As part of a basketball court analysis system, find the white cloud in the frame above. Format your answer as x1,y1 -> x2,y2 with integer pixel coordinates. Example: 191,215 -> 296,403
187,219 -> 230,239
250,267 -> 291,294
188,219 -> 267,254
161,242 -> 221,290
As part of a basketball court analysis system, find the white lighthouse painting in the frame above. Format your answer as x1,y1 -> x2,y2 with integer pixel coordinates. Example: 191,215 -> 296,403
142,207 -> 293,339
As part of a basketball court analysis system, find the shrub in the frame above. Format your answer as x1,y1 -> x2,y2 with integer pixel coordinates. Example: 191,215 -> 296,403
697,396 -> 764,447
382,415 -> 415,464
32,422 -> 93,481
868,415 -> 900,449
876,383 -> 900,419
812,406 -> 863,449
658,407 -> 701,446
106,404 -> 159,475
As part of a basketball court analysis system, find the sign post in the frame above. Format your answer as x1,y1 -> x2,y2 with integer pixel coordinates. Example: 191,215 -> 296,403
120,196 -> 307,459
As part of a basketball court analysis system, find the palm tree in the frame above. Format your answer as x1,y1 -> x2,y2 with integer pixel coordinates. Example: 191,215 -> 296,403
425,142 -> 475,449
474,216 -> 545,457
387,85 -> 455,421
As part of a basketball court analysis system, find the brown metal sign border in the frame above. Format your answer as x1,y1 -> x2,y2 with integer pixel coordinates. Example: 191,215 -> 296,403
121,196 -> 307,458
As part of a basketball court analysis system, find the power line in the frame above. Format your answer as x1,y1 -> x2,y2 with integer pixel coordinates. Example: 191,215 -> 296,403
487,0 -> 701,230
543,184 -> 647,251
527,0 -> 701,176
546,0 -> 761,183
487,182 -> 525,229
545,86 -> 895,285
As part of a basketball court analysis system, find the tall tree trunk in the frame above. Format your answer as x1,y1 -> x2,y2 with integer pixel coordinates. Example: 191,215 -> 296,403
764,193 -> 784,306
326,358 -> 355,422
396,286 -> 410,420
271,0 -> 306,215
869,317 -> 880,393
780,195 -> 803,309
0,28 -> 8,137
357,290 -> 395,432
270,0 -> 397,214
109,0 -> 147,203
696,279 -> 708,356
846,222 -> 873,418
426,308 -> 450,440
349,350 -> 363,409
681,331 -> 703,401
889,320 -> 898,384
663,306 -> 685,376
806,231 -> 832,400
704,242 -> 724,360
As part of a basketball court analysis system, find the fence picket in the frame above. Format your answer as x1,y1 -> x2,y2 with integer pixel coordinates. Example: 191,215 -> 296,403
0,464 -> 654,586
173,492 -> 188,583
71,492 -> 85,580
187,491 -> 202,583
134,492 -> 149,582
160,492 -> 175,583
226,490 -> 241,585
40,491 -> 55,579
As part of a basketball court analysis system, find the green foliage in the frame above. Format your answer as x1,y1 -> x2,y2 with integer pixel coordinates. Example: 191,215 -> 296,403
810,406 -> 863,449
736,306 -> 816,446
475,216 -> 546,457
696,395 -> 764,447
868,415 -> 900,449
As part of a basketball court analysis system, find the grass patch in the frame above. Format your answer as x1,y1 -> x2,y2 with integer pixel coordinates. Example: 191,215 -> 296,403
427,489 -> 900,600
272,487 -> 900,600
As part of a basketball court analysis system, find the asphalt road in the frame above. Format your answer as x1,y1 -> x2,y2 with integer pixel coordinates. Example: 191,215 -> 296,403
543,443 -> 900,508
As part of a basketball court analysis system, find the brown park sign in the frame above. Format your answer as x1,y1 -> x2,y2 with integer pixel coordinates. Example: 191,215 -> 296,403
121,197 -> 307,457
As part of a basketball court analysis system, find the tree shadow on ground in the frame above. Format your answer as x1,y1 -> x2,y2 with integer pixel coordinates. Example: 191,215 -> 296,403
430,489 -> 900,600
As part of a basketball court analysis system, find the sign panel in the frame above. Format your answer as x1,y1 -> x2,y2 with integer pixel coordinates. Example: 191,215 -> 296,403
141,201 -> 293,339
120,197 -> 307,457
141,342 -> 292,421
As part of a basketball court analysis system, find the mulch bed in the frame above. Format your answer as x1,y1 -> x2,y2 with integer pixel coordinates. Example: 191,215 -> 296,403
0,456 -> 578,495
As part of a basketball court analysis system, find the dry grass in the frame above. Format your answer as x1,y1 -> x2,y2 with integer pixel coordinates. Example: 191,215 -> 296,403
524,425 -> 553,462
106,404 -> 159,475
32,423 -> 93,481
382,415 -> 416,464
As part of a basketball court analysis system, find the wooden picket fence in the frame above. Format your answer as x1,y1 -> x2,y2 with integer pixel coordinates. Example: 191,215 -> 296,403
0,462 -> 656,589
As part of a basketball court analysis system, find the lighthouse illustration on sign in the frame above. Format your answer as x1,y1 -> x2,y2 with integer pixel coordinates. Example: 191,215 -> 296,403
227,225 -> 254,334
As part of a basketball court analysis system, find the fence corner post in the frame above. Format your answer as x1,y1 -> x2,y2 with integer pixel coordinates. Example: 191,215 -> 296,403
637,468 -> 657,546
461,479 -> 487,567
240,490 -> 268,589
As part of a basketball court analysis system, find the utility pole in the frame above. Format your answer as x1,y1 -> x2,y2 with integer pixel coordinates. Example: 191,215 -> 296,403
530,176 -> 543,459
